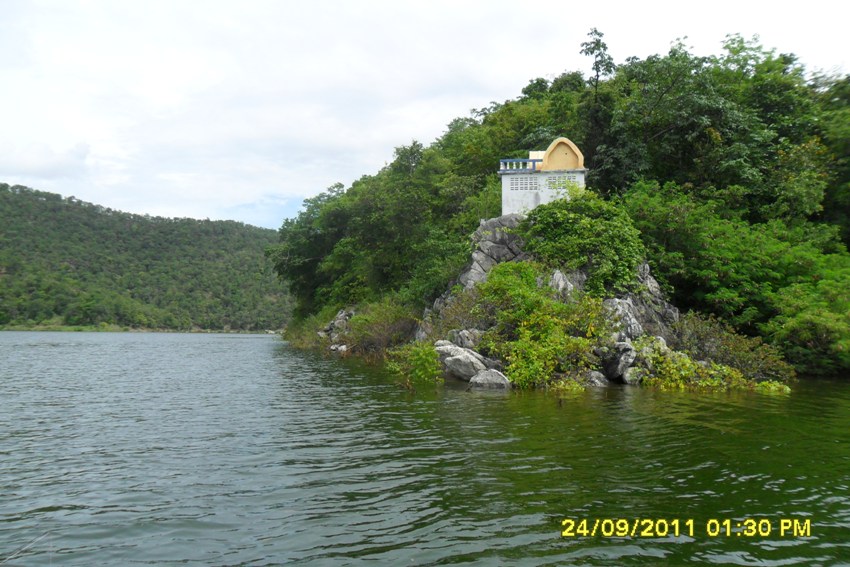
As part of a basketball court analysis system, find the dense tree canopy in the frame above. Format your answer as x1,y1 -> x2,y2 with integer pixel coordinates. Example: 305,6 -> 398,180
268,30 -> 850,374
1,184 -> 292,330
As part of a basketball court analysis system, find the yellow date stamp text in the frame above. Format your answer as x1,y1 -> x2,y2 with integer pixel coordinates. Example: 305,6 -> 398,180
560,517 -> 812,538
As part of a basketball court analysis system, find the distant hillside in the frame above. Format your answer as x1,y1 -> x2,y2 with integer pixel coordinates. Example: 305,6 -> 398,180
0,183 -> 292,330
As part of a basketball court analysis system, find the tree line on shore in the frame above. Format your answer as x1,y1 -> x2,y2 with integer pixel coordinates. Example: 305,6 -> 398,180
0,184 -> 292,331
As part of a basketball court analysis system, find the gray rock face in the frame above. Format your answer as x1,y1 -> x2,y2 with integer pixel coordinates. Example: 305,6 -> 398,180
447,329 -> 483,349
434,340 -> 488,381
585,370 -> 610,387
468,369 -> 511,389
604,297 -> 645,341
414,309 -> 433,342
456,214 -> 526,289
599,341 -> 637,381
600,264 -> 679,342
318,309 -> 354,343
548,269 -> 587,298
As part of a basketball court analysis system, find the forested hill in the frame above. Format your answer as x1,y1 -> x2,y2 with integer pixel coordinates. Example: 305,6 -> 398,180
0,184 -> 292,330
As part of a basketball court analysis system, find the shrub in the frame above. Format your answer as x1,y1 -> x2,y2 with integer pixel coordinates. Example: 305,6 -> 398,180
753,380 -> 792,394
283,304 -> 341,349
347,297 -> 418,354
670,312 -> 796,382
636,337 -> 749,391
548,378 -> 586,396
386,341 -> 443,387
519,193 -> 646,295
475,262 -> 613,388
430,286 -> 493,337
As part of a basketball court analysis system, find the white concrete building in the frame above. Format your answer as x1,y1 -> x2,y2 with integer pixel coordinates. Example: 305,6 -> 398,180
499,137 -> 587,215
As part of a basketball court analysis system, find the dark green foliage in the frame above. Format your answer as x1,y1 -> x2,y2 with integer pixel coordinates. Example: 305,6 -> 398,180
817,74 -> 850,244
267,30 -> 850,376
0,184 -> 291,330
519,193 -> 645,295
761,255 -> 850,374
622,180 -> 850,374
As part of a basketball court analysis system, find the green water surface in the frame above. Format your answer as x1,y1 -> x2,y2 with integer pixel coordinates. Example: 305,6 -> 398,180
1,332 -> 847,565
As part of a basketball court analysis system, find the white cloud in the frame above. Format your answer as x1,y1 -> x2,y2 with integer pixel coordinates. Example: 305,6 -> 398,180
0,0 -> 847,228
0,142 -> 90,179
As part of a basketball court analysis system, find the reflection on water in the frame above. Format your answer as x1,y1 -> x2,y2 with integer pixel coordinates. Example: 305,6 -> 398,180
1,332 -> 848,565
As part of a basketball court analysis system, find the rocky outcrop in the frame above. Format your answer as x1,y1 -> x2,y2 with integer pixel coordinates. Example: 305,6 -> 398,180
605,263 -> 679,342
447,328 -> 483,349
456,214 -> 527,289
548,269 -> 587,299
312,212 -> 688,388
318,309 -> 356,353
597,341 -> 638,381
317,309 -> 354,343
468,369 -> 511,390
434,340 -> 500,381
422,214 -> 527,336
413,214 -> 687,387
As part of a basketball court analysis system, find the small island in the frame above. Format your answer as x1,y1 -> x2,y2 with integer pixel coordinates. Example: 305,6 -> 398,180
268,32 -> 850,388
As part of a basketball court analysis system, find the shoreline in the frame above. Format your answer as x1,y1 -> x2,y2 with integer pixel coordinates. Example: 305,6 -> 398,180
0,325 -> 280,334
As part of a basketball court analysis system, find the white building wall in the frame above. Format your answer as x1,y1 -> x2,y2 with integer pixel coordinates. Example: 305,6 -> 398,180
501,170 -> 586,215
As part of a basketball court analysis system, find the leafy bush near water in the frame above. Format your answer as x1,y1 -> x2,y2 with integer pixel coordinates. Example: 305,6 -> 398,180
345,297 -> 419,354
474,262 -> 614,388
632,336 -> 791,393
386,341 -> 443,386
518,193 -> 645,295
669,312 -> 796,383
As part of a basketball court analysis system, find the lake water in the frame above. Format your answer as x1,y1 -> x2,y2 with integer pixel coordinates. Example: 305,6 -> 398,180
1,331 -> 848,566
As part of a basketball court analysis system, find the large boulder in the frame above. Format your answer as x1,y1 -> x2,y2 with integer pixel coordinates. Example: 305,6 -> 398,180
585,370 -> 610,387
468,369 -> 511,390
597,341 -> 637,382
435,340 -> 491,381
609,263 -> 679,342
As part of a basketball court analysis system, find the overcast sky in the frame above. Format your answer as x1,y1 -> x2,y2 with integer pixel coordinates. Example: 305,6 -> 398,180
1,0 -> 847,229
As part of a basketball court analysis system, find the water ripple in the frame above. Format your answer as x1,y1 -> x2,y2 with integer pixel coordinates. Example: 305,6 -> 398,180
1,333 -> 848,565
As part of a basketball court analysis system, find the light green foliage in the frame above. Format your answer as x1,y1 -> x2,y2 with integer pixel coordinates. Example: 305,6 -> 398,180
548,378 -> 586,396
753,381 -> 792,394
519,193 -> 645,295
474,262 -> 611,388
634,336 -> 749,391
282,304 -> 341,349
386,341 -> 443,386
0,184 -> 291,330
